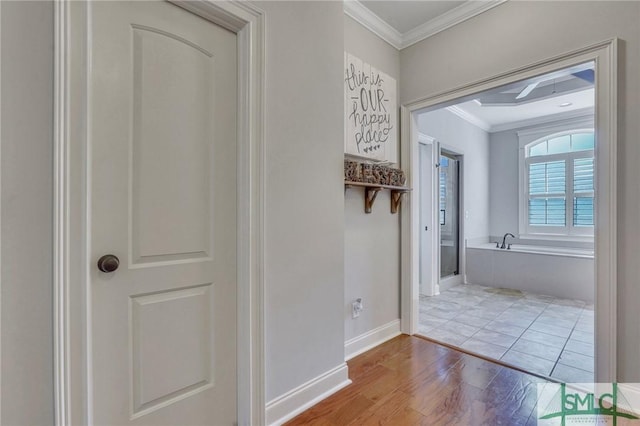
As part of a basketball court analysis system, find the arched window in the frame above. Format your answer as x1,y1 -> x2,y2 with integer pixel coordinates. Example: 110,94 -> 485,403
522,131 -> 594,237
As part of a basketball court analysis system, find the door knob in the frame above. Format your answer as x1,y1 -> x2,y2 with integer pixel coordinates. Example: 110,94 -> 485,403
97,254 -> 120,273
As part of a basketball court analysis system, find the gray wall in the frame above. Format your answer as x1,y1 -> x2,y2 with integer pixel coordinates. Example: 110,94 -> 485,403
343,15 -> 401,343
489,128 -> 520,237
401,0 -> 640,381
261,1 -> 346,401
1,1 -> 55,425
418,109 -> 490,242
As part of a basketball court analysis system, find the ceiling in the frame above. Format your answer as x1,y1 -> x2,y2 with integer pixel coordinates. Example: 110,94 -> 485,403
346,0 -> 506,49
359,1 -> 465,33
352,2 -> 595,131
446,63 -> 595,132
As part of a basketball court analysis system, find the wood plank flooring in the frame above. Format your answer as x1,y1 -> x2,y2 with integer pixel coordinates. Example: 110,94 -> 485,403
285,335 -> 550,426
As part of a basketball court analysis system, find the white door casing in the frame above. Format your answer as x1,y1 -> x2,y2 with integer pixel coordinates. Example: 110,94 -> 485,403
418,137 -> 439,297
400,39 -> 618,382
53,1 -> 266,424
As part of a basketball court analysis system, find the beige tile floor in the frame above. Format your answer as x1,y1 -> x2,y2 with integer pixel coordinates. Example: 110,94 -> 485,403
418,283 -> 594,382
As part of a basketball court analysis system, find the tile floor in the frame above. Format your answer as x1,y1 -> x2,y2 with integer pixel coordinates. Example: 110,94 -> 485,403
418,283 -> 594,382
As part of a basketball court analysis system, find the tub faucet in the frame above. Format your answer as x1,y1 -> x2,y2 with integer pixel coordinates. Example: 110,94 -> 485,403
501,233 -> 515,249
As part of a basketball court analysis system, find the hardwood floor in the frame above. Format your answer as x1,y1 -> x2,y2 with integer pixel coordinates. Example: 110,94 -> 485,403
285,335 -> 549,425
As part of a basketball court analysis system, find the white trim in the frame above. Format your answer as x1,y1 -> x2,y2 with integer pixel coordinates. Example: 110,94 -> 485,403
344,319 -> 401,361
265,364 -> 351,426
417,132 -> 435,145
617,384 -> 640,411
492,107 -> 595,133
401,39 -> 617,382
518,126 -> 595,239
445,106 -> 595,135
516,115 -> 594,140
417,137 -> 440,297
53,0 -> 70,422
445,105 -> 491,132
343,0 -> 402,49
344,0 -> 507,50
53,1 -> 266,425
401,0 -> 507,49
0,1 -> 3,421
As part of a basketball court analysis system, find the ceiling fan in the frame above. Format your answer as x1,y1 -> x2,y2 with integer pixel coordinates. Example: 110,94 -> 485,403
514,68 -> 594,100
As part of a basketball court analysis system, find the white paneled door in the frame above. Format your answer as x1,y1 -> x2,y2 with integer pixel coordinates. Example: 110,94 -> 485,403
88,1 -> 237,424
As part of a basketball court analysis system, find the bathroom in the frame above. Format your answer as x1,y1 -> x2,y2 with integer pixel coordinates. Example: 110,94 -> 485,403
417,63 -> 596,382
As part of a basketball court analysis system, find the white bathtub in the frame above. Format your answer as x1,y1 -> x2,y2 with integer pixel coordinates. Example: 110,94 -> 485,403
466,243 -> 594,302
471,243 -> 594,259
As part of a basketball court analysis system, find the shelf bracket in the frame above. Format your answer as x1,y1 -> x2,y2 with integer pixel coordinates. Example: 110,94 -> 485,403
364,187 -> 382,214
390,190 -> 409,214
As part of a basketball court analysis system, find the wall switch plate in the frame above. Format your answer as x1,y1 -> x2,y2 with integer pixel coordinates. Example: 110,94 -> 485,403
352,298 -> 363,318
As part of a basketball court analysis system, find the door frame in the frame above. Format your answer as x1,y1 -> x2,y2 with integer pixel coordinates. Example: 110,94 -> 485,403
400,39 -> 618,382
418,135 -> 440,297
52,1 -> 266,424
436,146 -> 465,291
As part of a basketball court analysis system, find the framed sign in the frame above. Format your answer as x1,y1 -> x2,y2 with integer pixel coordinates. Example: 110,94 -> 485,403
344,53 -> 397,163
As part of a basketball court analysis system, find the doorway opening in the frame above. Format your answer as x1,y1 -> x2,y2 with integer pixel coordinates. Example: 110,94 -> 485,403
438,151 -> 461,283
417,63 -> 596,382
401,40 -> 617,384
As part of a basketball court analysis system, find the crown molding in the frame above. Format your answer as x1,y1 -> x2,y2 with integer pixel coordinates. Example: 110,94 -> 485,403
343,0 -> 403,49
446,105 -> 594,134
446,105 -> 491,132
344,0 -> 507,51
402,0 -> 507,49
492,107 -> 594,133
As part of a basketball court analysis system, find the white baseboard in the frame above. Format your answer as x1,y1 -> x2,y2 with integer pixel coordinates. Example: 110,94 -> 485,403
344,319 -> 401,361
265,363 -> 351,426
617,383 -> 640,411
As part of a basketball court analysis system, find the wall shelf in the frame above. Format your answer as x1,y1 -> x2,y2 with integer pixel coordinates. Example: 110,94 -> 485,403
344,181 -> 412,214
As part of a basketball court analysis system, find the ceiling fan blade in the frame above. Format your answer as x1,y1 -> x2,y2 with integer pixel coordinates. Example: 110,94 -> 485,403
572,69 -> 595,83
515,82 -> 539,100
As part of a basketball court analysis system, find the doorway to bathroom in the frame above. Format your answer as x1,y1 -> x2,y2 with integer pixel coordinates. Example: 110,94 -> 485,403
438,151 -> 461,282
401,40 -> 618,384
419,143 -> 464,296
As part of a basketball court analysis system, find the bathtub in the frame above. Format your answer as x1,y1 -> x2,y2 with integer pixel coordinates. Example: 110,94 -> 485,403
465,243 -> 594,302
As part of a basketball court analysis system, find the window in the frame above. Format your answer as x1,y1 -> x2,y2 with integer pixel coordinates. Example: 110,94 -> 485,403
522,131 -> 594,237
